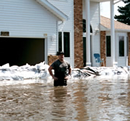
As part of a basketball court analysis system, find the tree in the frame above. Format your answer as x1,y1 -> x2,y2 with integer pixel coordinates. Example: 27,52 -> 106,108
114,0 -> 130,25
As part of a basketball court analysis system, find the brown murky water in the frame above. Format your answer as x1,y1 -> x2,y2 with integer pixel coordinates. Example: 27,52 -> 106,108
0,78 -> 130,121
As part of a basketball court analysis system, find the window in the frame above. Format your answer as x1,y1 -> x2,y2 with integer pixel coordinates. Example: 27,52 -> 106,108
119,36 -> 124,56
82,19 -> 92,33
58,32 -> 70,57
58,32 -> 62,51
106,36 -> 111,57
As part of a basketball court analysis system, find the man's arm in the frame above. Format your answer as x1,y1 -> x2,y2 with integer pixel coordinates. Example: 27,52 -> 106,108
48,66 -> 58,80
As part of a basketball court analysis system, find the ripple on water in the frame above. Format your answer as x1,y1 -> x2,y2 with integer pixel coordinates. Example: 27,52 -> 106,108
0,78 -> 130,121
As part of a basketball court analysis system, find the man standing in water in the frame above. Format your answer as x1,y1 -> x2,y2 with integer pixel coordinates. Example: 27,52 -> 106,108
48,51 -> 71,86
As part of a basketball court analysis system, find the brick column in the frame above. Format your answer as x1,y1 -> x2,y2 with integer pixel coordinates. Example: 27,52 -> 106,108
128,32 -> 130,66
74,0 -> 83,68
100,31 -> 106,66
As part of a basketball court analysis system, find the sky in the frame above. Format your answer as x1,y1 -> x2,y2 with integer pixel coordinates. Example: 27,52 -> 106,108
100,1 -> 125,18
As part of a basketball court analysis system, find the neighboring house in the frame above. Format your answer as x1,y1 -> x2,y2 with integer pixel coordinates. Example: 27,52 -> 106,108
0,0 -> 123,68
100,16 -> 130,67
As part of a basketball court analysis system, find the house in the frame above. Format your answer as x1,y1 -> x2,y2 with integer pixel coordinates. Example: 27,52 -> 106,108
100,16 -> 130,67
0,0 -> 125,68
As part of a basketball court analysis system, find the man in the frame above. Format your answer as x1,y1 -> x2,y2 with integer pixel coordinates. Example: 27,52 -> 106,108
48,51 -> 71,86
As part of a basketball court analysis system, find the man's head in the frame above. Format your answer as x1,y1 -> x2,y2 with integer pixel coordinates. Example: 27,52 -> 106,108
56,51 -> 65,62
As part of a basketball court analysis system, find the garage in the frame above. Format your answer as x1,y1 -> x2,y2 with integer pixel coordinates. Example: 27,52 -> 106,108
0,37 -> 45,66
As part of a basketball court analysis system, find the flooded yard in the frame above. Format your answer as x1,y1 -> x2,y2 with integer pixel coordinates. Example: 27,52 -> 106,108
0,78 -> 130,121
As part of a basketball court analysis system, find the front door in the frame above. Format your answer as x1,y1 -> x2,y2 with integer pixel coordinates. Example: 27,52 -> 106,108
118,35 -> 128,66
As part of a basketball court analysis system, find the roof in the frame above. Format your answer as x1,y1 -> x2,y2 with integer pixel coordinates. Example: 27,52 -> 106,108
36,0 -> 68,21
100,16 -> 130,32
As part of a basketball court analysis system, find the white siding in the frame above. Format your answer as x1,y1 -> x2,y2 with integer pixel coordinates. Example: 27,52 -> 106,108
0,0 -> 60,55
48,0 -> 74,67
83,2 -> 100,32
48,0 -> 73,23
90,2 -> 100,32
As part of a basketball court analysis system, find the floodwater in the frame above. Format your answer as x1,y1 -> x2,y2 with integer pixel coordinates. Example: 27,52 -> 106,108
0,78 -> 130,121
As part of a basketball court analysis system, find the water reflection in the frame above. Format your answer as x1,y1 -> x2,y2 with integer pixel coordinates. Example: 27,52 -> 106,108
0,78 -> 130,120
51,87 -> 67,121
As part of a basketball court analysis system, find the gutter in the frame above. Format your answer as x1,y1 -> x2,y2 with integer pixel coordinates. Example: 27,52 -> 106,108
36,0 -> 68,21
